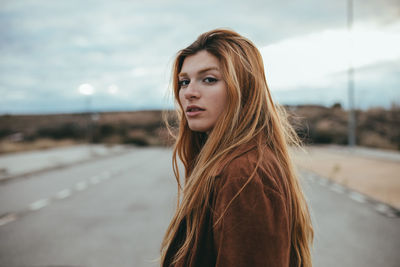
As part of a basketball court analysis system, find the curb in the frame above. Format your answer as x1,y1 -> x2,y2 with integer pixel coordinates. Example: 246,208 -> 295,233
301,169 -> 400,218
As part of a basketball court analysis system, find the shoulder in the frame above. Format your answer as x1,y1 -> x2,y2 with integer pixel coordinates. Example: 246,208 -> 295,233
216,143 -> 287,197
211,142 -> 293,266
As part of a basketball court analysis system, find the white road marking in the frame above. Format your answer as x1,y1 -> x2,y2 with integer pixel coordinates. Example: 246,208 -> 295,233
375,203 -> 391,214
318,179 -> 329,186
89,176 -> 100,184
349,192 -> 366,203
387,212 -> 397,218
0,213 -> 17,226
102,172 -> 111,180
29,199 -> 50,211
308,175 -> 316,182
75,181 -> 88,191
56,189 -> 71,199
385,211 -> 397,218
330,184 -> 345,194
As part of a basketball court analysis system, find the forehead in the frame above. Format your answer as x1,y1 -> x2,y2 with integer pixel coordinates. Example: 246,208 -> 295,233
179,50 -> 220,75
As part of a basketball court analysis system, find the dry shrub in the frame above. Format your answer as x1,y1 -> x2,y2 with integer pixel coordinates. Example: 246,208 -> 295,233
286,104 -> 398,150
359,131 -> 395,150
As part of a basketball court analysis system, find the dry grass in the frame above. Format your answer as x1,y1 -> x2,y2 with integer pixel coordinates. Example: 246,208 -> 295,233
293,146 -> 400,209
0,138 -> 79,154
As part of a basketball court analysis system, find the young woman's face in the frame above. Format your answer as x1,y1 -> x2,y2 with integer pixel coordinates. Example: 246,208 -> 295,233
178,50 -> 228,133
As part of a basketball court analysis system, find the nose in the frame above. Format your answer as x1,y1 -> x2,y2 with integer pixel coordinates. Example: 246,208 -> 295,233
183,82 -> 200,100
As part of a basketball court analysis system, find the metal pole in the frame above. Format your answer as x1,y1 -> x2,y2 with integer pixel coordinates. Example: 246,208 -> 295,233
347,0 -> 356,147
86,95 -> 93,144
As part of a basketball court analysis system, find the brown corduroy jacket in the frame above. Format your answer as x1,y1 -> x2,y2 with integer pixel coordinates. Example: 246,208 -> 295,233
163,141 -> 297,267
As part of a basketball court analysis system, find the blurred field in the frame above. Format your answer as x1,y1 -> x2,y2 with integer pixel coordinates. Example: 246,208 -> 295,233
0,110 -> 172,154
0,105 -> 399,154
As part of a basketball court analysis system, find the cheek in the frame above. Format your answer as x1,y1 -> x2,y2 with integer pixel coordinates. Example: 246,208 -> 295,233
214,87 -> 228,113
206,90 -> 227,123
215,99 -> 227,118
178,90 -> 185,106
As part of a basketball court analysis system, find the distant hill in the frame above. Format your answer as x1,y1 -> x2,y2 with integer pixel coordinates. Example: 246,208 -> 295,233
0,105 -> 398,154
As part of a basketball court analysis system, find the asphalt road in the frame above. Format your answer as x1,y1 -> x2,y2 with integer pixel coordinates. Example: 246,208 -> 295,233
0,148 -> 399,267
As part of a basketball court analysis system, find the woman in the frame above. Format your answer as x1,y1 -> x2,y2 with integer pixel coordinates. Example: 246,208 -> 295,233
161,29 -> 313,267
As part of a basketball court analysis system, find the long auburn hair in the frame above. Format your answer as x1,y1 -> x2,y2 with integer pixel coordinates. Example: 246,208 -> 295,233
161,29 -> 313,267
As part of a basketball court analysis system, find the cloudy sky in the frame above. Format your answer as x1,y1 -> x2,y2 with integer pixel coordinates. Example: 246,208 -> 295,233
0,0 -> 399,114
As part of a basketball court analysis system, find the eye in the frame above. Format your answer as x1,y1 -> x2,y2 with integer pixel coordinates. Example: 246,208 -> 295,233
204,77 -> 218,84
178,79 -> 190,88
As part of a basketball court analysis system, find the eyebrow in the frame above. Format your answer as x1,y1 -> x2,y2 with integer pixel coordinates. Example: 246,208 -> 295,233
178,67 -> 219,77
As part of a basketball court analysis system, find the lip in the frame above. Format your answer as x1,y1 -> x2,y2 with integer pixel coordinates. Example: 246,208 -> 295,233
186,105 -> 205,117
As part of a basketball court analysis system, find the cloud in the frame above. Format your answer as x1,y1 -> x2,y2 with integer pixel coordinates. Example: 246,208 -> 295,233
261,21 -> 400,90
0,0 -> 399,113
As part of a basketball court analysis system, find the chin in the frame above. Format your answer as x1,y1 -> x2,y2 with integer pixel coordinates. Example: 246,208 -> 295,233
188,123 -> 211,133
